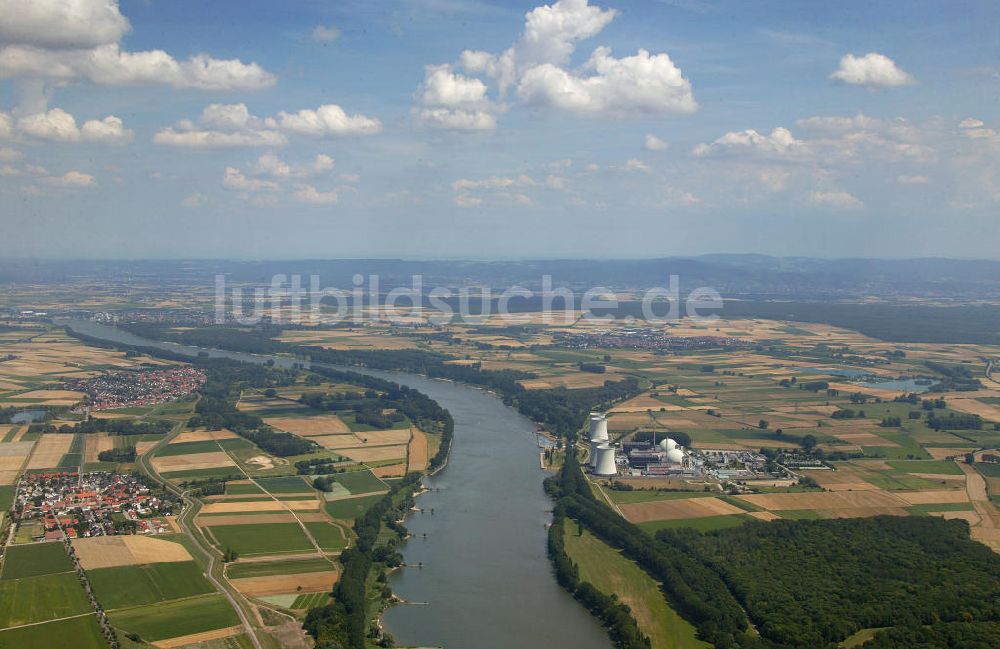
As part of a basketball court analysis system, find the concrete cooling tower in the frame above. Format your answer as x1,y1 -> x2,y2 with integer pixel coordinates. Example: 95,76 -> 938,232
594,445 -> 617,476
589,440 -> 600,468
588,414 -> 609,442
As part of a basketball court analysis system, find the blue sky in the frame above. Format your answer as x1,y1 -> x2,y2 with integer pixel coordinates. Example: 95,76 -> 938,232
1,0 -> 998,259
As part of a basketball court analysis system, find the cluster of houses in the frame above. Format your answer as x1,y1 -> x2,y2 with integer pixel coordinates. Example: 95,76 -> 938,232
555,327 -> 750,352
65,366 -> 206,411
12,471 -> 180,540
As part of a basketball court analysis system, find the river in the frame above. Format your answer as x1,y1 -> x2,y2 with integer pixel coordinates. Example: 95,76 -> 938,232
61,320 -> 611,649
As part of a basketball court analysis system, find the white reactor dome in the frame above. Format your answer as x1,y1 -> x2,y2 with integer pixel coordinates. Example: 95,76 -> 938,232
658,438 -> 678,451
666,447 -> 685,464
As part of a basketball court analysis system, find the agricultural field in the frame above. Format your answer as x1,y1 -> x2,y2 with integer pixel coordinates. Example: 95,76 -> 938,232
563,525 -> 708,649
0,542 -> 106,648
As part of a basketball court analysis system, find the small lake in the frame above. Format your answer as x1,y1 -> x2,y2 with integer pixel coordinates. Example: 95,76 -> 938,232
818,368 -> 932,393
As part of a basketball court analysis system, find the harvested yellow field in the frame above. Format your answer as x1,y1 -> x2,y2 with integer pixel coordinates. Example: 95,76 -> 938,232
25,433 -> 73,469
152,451 -> 235,472
619,497 -> 745,523
925,448 -> 970,460
822,507 -> 910,519
264,415 -> 351,436
170,429 -> 238,443
895,490 -> 970,505
312,435 -> 366,450
829,431 -> 899,447
198,513 -> 328,525
748,511 -> 781,521
353,429 -> 412,446
949,398 -> 1000,422
609,394 -> 674,412
135,440 -> 158,456
153,626 -> 243,649
737,490 -> 908,511
200,500 -> 319,513
338,445 -> 407,463
373,463 -> 407,478
12,389 -> 85,405
83,433 -> 115,463
230,570 -> 338,597
73,535 -> 194,569
408,428 -> 428,472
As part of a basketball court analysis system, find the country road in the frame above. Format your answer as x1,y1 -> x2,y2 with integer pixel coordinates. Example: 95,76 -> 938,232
958,461 -> 1000,552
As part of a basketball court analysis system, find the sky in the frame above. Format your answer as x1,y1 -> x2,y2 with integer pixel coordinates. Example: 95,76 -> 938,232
0,0 -> 998,260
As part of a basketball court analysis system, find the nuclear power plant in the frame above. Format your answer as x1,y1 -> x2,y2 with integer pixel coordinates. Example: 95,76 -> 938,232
584,411 -> 774,482
594,445 -> 617,476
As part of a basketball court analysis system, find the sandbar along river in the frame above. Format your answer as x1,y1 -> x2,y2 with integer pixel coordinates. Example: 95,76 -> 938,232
63,320 -> 611,649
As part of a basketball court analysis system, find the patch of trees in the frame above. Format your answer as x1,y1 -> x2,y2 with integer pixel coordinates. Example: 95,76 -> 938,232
879,417 -> 902,427
633,431 -> 691,448
926,412 -> 983,431
97,446 -> 136,463
861,621 -> 1000,649
925,361 -> 982,391
579,362 -> 607,374
45,418 -> 173,436
663,516 -> 1000,648
800,381 -> 829,392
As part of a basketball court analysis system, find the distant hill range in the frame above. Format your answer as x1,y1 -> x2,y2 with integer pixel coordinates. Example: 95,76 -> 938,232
2,255 -> 998,301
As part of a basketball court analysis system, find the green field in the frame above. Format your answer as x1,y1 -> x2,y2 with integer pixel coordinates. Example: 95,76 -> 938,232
0,613 -> 107,649
87,561 -> 215,610
0,484 -> 13,511
324,494 -> 383,520
637,514 -> 752,534
333,470 -> 387,495
906,502 -> 975,515
1,542 -> 74,579
606,489 -> 715,505
155,440 -> 223,457
291,592 -> 330,609
0,572 -> 92,627
564,525 -> 708,649
304,522 -> 349,551
208,523 -> 313,556
974,462 -> 1000,478
109,593 -> 239,642
255,476 -> 312,493
886,460 -> 964,475
160,467 -> 243,481
226,557 -> 335,579
225,482 -> 264,495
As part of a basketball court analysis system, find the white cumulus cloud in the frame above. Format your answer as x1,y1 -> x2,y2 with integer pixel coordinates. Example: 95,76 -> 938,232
693,127 -> 803,157
517,47 -> 696,116
809,190 -> 863,209
294,185 -> 339,204
644,134 -> 669,151
222,166 -> 279,192
154,103 -> 379,148
830,52 -> 914,88
0,1 -> 275,91
0,0 -> 130,49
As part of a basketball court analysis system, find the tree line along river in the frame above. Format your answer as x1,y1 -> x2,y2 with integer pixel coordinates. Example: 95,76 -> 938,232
61,320 -> 611,649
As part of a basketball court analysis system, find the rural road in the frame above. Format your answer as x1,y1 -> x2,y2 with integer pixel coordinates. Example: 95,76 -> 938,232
139,425 -> 265,649
958,461 -> 1000,552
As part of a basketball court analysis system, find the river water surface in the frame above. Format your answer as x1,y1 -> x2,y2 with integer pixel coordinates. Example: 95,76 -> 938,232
62,320 -> 611,649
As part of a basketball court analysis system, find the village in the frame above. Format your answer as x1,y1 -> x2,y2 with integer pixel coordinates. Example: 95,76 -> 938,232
554,327 -> 751,353
10,471 -> 180,541
64,366 -> 206,411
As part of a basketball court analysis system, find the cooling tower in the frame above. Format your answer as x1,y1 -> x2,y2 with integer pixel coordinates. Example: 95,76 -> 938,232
588,414 -> 609,443
594,445 -> 617,476
589,440 -> 600,468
